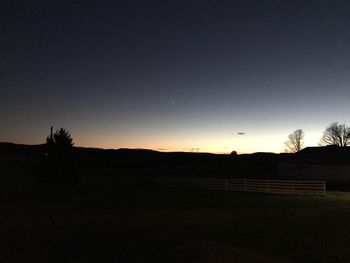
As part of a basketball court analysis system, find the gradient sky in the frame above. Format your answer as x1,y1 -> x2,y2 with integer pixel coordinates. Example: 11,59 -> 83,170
1,0 -> 350,153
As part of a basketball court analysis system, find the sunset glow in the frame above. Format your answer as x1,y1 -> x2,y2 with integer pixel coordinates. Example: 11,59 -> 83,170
1,1 -> 349,153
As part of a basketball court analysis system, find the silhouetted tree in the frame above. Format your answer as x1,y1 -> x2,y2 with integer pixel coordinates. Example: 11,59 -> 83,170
46,127 -> 74,150
320,122 -> 350,147
45,127 -> 78,186
284,129 -> 304,153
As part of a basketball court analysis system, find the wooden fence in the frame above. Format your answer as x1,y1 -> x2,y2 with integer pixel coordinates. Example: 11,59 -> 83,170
154,177 -> 326,196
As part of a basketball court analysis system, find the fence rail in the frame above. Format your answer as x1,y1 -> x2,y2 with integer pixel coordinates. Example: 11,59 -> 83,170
154,177 -> 326,196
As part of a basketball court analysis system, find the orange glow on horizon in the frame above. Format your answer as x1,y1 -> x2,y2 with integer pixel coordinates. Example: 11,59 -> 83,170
11,129 -> 323,154
75,130 -> 323,154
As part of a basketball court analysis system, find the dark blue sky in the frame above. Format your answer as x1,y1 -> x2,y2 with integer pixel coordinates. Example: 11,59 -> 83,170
1,0 -> 350,153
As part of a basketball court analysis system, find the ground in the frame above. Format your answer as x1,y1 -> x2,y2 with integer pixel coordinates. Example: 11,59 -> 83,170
1,181 -> 350,262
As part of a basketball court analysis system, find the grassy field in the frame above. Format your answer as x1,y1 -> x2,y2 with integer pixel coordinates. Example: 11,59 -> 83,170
2,181 -> 350,262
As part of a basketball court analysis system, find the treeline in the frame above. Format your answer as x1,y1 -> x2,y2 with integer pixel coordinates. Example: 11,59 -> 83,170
285,122 -> 350,153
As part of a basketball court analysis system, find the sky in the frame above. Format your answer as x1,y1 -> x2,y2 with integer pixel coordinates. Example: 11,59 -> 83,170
1,0 -> 350,153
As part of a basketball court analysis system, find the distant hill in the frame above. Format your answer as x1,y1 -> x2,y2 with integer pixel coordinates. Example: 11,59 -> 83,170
0,142 -> 45,153
2,142 -> 350,164
2,143 -> 350,177
0,142 -> 279,178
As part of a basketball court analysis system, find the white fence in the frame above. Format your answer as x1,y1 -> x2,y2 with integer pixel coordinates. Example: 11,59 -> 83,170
155,177 -> 326,196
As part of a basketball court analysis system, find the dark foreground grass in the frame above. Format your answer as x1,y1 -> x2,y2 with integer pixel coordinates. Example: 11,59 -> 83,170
184,204 -> 350,262
2,182 -> 350,262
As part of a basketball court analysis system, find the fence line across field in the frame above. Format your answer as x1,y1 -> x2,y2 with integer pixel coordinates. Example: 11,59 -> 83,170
154,177 -> 326,196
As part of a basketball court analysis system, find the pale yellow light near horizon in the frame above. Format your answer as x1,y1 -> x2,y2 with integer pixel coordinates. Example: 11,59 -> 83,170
75,130 -> 324,154
4,126 -> 324,154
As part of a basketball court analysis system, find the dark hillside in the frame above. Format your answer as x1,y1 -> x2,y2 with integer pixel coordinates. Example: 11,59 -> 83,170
1,143 -> 282,179
2,143 -> 350,186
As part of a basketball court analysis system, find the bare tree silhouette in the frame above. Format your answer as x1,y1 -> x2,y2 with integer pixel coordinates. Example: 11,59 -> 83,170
320,122 -> 350,147
285,129 -> 304,153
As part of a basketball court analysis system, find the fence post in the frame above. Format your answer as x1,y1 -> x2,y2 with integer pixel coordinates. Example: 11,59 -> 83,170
156,177 -> 326,196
